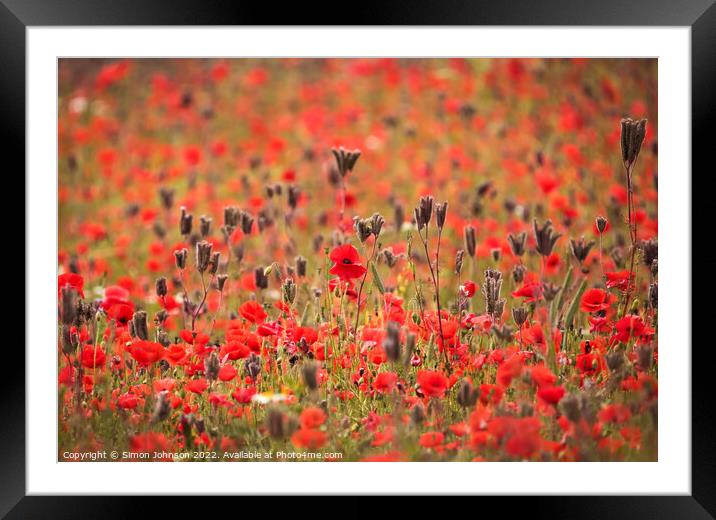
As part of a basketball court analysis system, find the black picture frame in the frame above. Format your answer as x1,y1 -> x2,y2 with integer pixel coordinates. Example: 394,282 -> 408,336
5,0 -> 713,516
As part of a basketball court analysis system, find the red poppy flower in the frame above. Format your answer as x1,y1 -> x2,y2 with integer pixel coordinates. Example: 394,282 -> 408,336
218,364 -> 237,382
373,371 -> 398,394
605,270 -> 635,292
291,428 -> 327,449
328,244 -> 367,280
417,370 -> 448,398
81,346 -> 106,369
239,301 -> 267,324
419,431 -> 445,449
299,407 -> 326,430
128,340 -> 165,366
537,385 -> 565,405
614,315 -> 653,343
512,282 -> 543,302
117,392 -> 139,409
58,273 -> 85,298
580,288 -> 616,313
460,280 -> 477,298
187,378 -> 209,394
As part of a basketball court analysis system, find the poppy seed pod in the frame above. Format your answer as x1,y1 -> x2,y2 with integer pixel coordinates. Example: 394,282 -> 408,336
455,249 -> 465,275
331,146 -> 361,177
195,241 -> 213,273
287,185 -> 300,211
205,351 -> 220,381
217,274 -> 228,292
512,306 -> 528,327
302,361 -> 319,391
570,236 -> 595,264
240,211 -> 254,234
435,201 -> 448,230
155,277 -> 168,298
159,187 -> 174,210
507,232 -> 527,257
199,215 -> 212,237
533,219 -> 562,257
354,217 -> 372,243
179,206 -> 193,236
208,252 -> 220,275
282,278 -> 297,305
132,310 -> 149,341
596,216 -> 608,234
464,225 -> 477,257
371,213 -> 385,237
512,264 -> 527,284
620,117 -> 648,172
456,379 -> 479,408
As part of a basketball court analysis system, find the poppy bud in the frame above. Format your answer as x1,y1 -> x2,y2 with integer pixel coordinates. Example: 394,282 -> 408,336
195,241 -> 213,273
199,215 -> 212,238
512,306 -> 528,327
302,361 -> 319,391
155,277 -> 168,298
464,225 -> 477,257
179,206 -> 193,236
132,310 -> 149,341
507,232 -> 527,257
295,256 -> 307,277
595,216 -> 608,234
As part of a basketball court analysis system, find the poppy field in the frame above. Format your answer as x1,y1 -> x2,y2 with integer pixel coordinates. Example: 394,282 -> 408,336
58,58 -> 658,462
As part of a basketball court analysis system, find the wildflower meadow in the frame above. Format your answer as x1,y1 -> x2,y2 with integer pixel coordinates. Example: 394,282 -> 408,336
58,58 -> 658,462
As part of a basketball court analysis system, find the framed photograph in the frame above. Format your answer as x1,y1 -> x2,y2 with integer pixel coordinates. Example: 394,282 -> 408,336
7,0 -> 714,515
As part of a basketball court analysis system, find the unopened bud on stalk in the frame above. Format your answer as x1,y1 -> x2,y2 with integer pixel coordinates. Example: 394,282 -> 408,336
132,310 -> 149,341
464,225 -> 477,257
155,277 -> 168,298
371,213 -> 385,237
195,241 -> 213,273
179,206 -> 193,236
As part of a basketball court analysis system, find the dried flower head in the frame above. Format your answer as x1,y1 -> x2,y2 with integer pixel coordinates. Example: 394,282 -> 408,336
508,232 -> 527,257
620,117 -> 648,172
533,219 -> 562,257
331,146 -> 361,177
